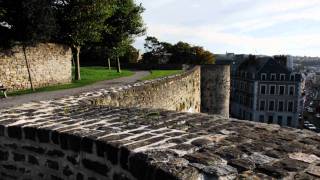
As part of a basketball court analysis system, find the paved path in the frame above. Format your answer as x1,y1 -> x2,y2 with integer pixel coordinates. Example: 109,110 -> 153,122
0,71 -> 149,109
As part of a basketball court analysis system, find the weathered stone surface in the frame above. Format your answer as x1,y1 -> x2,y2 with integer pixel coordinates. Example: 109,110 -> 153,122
0,66 -> 319,180
201,65 -> 230,117
91,66 -> 201,113
0,43 -> 72,91
306,165 -> 320,178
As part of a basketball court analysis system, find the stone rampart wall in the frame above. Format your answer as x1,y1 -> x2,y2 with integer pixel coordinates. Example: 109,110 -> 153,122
91,66 -> 201,113
0,43 -> 72,91
1,102 -> 320,180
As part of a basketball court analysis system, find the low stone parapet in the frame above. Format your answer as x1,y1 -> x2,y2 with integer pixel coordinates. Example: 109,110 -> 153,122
1,102 -> 320,179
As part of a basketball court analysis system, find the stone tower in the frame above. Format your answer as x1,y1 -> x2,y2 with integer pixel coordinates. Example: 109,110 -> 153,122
201,65 -> 230,117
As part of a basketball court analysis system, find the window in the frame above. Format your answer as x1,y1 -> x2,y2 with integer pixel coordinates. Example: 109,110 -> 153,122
270,85 -> 276,95
249,113 -> 252,121
277,116 -> 283,125
259,115 -> 264,122
278,101 -> 284,112
290,75 -> 295,81
260,85 -> 266,95
241,71 -> 245,78
260,100 -> 266,111
261,73 -> 267,81
268,116 -> 273,124
288,101 -> 294,112
289,86 -> 295,96
269,100 -> 275,111
280,74 -> 286,81
279,85 -> 285,95
287,116 -> 292,126
271,74 -> 276,81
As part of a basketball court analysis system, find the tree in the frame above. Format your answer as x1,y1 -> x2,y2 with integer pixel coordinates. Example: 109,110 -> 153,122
142,36 -> 172,64
101,0 -> 145,73
141,38 -> 215,65
55,0 -> 113,80
0,0 -> 59,90
122,45 -> 140,64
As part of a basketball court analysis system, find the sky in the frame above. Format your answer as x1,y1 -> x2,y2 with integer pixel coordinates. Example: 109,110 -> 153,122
133,0 -> 320,57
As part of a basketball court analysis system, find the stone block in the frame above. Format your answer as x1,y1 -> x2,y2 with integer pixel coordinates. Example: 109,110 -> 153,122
28,155 -> 39,165
7,126 -> 22,139
37,128 -> 50,143
82,159 -> 109,177
13,152 -> 25,162
46,160 -> 59,170
0,150 -> 9,161
47,150 -> 65,158
23,126 -> 37,141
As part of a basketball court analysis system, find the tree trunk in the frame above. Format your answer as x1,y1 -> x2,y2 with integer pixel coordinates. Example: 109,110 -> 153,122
116,57 -> 121,73
107,58 -> 111,70
72,46 -> 81,80
23,45 -> 35,91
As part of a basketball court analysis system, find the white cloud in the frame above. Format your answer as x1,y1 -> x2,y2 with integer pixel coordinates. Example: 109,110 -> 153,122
135,0 -> 320,56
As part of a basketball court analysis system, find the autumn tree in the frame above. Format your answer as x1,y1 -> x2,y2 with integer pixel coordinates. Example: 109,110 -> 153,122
142,37 -> 215,65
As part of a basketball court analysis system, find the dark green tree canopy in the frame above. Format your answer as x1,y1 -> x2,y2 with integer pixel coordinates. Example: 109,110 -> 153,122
0,0 -> 58,47
55,0 -> 113,47
142,36 -> 215,65
101,0 -> 145,57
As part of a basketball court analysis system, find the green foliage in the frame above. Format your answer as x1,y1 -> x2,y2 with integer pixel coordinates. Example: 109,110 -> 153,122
0,0 -> 58,47
142,37 -> 215,65
142,36 -> 173,64
56,0 -> 113,47
102,0 -> 145,58
142,70 -> 183,80
80,44 -> 139,65
121,45 -> 140,63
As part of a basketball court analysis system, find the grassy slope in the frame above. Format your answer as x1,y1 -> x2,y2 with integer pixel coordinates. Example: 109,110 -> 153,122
142,70 -> 183,80
9,67 -> 134,96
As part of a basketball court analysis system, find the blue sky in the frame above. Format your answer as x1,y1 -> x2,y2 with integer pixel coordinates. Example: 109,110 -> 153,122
133,0 -> 320,56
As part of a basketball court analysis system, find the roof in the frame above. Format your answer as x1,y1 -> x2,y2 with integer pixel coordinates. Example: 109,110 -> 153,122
238,56 -> 292,74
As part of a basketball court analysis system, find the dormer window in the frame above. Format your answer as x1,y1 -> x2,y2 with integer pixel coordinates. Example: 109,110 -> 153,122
271,74 -> 276,81
261,73 -> 267,81
280,74 -> 285,81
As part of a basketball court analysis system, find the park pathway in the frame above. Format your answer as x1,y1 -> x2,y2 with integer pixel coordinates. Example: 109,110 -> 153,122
0,71 -> 149,109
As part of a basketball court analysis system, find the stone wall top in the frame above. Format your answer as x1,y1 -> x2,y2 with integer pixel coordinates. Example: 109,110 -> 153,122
1,101 -> 320,179
0,65 -> 319,179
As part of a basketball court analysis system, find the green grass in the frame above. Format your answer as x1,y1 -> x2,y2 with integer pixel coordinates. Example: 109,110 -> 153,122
142,70 -> 183,80
9,67 -> 134,96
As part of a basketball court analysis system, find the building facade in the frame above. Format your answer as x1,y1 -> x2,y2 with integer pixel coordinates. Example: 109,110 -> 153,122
231,57 -> 304,128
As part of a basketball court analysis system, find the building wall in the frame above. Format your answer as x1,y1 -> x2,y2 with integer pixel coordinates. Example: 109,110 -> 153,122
91,66 -> 201,113
0,43 -> 72,91
231,72 -> 303,128
201,65 -> 230,117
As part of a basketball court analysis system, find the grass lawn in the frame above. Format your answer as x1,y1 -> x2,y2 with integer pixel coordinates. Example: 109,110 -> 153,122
9,67 -> 134,96
142,70 -> 183,80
